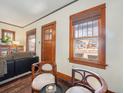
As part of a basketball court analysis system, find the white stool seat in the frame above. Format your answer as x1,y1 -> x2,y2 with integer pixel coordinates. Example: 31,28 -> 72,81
65,86 -> 92,93
32,73 -> 55,90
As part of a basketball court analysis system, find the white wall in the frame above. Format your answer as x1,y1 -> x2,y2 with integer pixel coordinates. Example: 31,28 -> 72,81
0,23 -> 25,46
22,0 -> 123,92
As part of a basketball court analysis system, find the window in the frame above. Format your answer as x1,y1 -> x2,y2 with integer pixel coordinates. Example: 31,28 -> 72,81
26,29 -> 36,54
69,4 -> 106,69
2,29 -> 15,41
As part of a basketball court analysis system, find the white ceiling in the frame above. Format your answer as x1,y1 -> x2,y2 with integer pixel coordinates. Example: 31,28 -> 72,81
0,0 -> 77,27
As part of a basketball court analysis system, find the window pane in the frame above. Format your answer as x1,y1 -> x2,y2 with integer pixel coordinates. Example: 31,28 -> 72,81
74,20 -> 98,61
87,38 -> 98,61
83,22 -> 87,36
49,29 -> 52,40
28,35 -> 36,52
74,25 -> 79,38
93,20 -> 98,36
88,21 -> 93,36
8,33 -> 13,41
4,32 -> 13,41
74,39 -> 84,58
4,32 -> 7,36
78,24 -> 83,37
74,38 -> 98,61
45,30 -> 50,40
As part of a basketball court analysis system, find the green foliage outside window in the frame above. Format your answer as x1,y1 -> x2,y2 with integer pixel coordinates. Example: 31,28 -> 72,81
1,35 -> 11,43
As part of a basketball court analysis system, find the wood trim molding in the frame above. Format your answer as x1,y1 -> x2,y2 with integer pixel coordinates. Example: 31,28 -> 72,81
0,0 -> 78,28
57,72 -> 71,81
42,21 -> 56,28
26,28 -> 36,35
0,21 -> 23,28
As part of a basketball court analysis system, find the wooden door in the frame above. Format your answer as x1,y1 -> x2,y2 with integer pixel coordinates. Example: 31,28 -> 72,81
41,22 -> 56,63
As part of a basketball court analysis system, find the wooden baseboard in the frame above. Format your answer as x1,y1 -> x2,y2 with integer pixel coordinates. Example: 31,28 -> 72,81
57,72 -> 114,93
106,90 -> 115,93
57,72 -> 72,82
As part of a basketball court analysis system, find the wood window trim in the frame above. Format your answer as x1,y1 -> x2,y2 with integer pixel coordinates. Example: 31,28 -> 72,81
69,4 -> 107,69
26,28 -> 36,53
1,29 -> 15,41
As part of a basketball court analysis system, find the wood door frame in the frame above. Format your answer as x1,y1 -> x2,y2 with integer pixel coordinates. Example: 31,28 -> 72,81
41,21 -> 56,63
26,28 -> 36,53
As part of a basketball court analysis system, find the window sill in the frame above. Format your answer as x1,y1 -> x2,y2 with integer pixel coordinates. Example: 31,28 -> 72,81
69,59 -> 107,69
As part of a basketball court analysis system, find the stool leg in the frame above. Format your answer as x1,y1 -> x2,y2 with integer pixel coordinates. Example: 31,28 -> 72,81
32,89 -> 34,93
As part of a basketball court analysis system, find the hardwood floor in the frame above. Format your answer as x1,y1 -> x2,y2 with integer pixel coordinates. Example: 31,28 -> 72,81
0,74 -> 70,93
0,75 -> 32,93
0,74 -> 112,93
